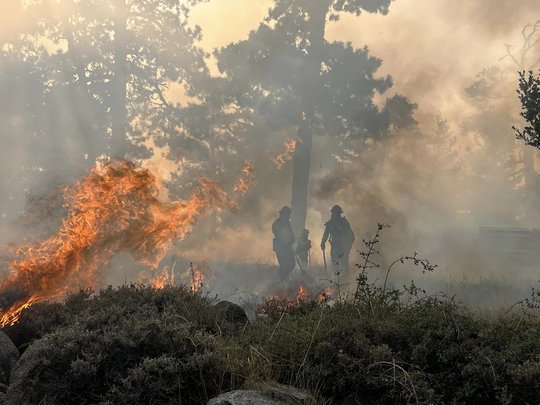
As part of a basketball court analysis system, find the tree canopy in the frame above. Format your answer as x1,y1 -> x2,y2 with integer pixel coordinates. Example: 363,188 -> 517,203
180,0 -> 415,234
515,71 -> 540,148
0,0 -> 205,167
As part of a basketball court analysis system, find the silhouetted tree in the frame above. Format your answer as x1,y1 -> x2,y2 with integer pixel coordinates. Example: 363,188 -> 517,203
189,0 -> 414,236
0,0 -> 205,166
458,21 -> 540,225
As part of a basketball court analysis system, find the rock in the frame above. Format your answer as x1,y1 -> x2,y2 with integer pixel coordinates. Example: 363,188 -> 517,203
207,389 -> 285,405
208,383 -> 315,405
266,383 -> 315,403
0,391 -> 5,404
5,343 -> 39,405
212,301 -> 249,325
0,332 -> 19,385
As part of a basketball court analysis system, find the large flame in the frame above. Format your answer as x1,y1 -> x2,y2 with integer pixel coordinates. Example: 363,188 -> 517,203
272,139 -> 299,169
0,160 -> 250,326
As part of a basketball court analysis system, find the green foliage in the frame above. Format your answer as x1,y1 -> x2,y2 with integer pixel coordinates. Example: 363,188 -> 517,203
4,280 -> 540,404
4,285 -> 244,404
514,70 -> 540,149
245,284 -> 540,404
2,301 -> 69,351
0,0 -> 205,165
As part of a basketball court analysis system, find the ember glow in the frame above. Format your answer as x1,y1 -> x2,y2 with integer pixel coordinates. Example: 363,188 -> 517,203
0,160 -> 251,326
272,139 -> 298,169
318,287 -> 333,302
296,285 -> 309,303
268,284 -> 312,306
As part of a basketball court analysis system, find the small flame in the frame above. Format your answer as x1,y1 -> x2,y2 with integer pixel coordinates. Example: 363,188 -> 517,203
147,266 -> 175,289
318,287 -> 333,302
0,160 -> 250,326
233,160 -> 254,196
296,285 -> 309,303
182,262 -> 214,293
272,139 -> 299,169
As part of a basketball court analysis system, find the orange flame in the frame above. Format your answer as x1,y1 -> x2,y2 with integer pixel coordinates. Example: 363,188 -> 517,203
272,139 -> 298,169
0,160 -> 250,326
146,266 -> 175,289
182,262 -> 214,293
233,160 -> 254,196
318,287 -> 333,302
296,285 -> 309,303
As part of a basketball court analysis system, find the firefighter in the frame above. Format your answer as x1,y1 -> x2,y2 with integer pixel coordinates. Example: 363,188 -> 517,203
295,229 -> 312,271
272,206 -> 295,280
320,205 -> 355,276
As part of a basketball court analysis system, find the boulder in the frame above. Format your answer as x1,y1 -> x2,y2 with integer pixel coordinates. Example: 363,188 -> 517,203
212,301 -> 249,325
0,332 -> 18,385
266,383 -> 315,403
5,343 -> 39,405
208,383 -> 315,405
207,390 -> 285,405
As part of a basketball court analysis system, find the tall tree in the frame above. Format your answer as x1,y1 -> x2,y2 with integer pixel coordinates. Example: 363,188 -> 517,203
0,0 -> 205,169
197,0 -> 403,237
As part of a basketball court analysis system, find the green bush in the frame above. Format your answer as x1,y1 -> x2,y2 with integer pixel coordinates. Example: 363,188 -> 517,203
4,279 -> 540,404
242,281 -> 540,404
4,285 -> 245,404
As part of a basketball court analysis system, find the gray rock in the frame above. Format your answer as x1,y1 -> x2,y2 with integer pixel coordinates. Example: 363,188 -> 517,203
213,301 -> 249,325
5,344 -> 38,405
208,389 -> 286,405
208,383 -> 316,405
267,383 -> 315,403
0,332 -> 18,385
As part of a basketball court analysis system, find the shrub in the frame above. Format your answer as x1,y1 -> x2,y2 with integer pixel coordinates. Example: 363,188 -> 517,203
5,285 -> 245,404
4,274 -> 540,404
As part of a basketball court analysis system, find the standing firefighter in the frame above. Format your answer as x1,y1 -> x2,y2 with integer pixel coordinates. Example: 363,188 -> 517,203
295,229 -> 312,271
320,205 -> 355,276
272,206 -> 295,280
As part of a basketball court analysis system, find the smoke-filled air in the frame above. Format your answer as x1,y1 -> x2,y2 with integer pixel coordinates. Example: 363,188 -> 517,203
1,1 -> 540,402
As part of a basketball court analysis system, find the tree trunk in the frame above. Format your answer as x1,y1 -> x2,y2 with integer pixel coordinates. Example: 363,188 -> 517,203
523,147 -> 537,221
111,1 -> 128,159
291,119 -> 313,237
290,0 -> 329,238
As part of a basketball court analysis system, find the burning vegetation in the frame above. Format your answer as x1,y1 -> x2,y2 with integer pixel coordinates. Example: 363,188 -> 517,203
272,139 -> 299,169
0,160 -> 251,326
233,160 -> 254,195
